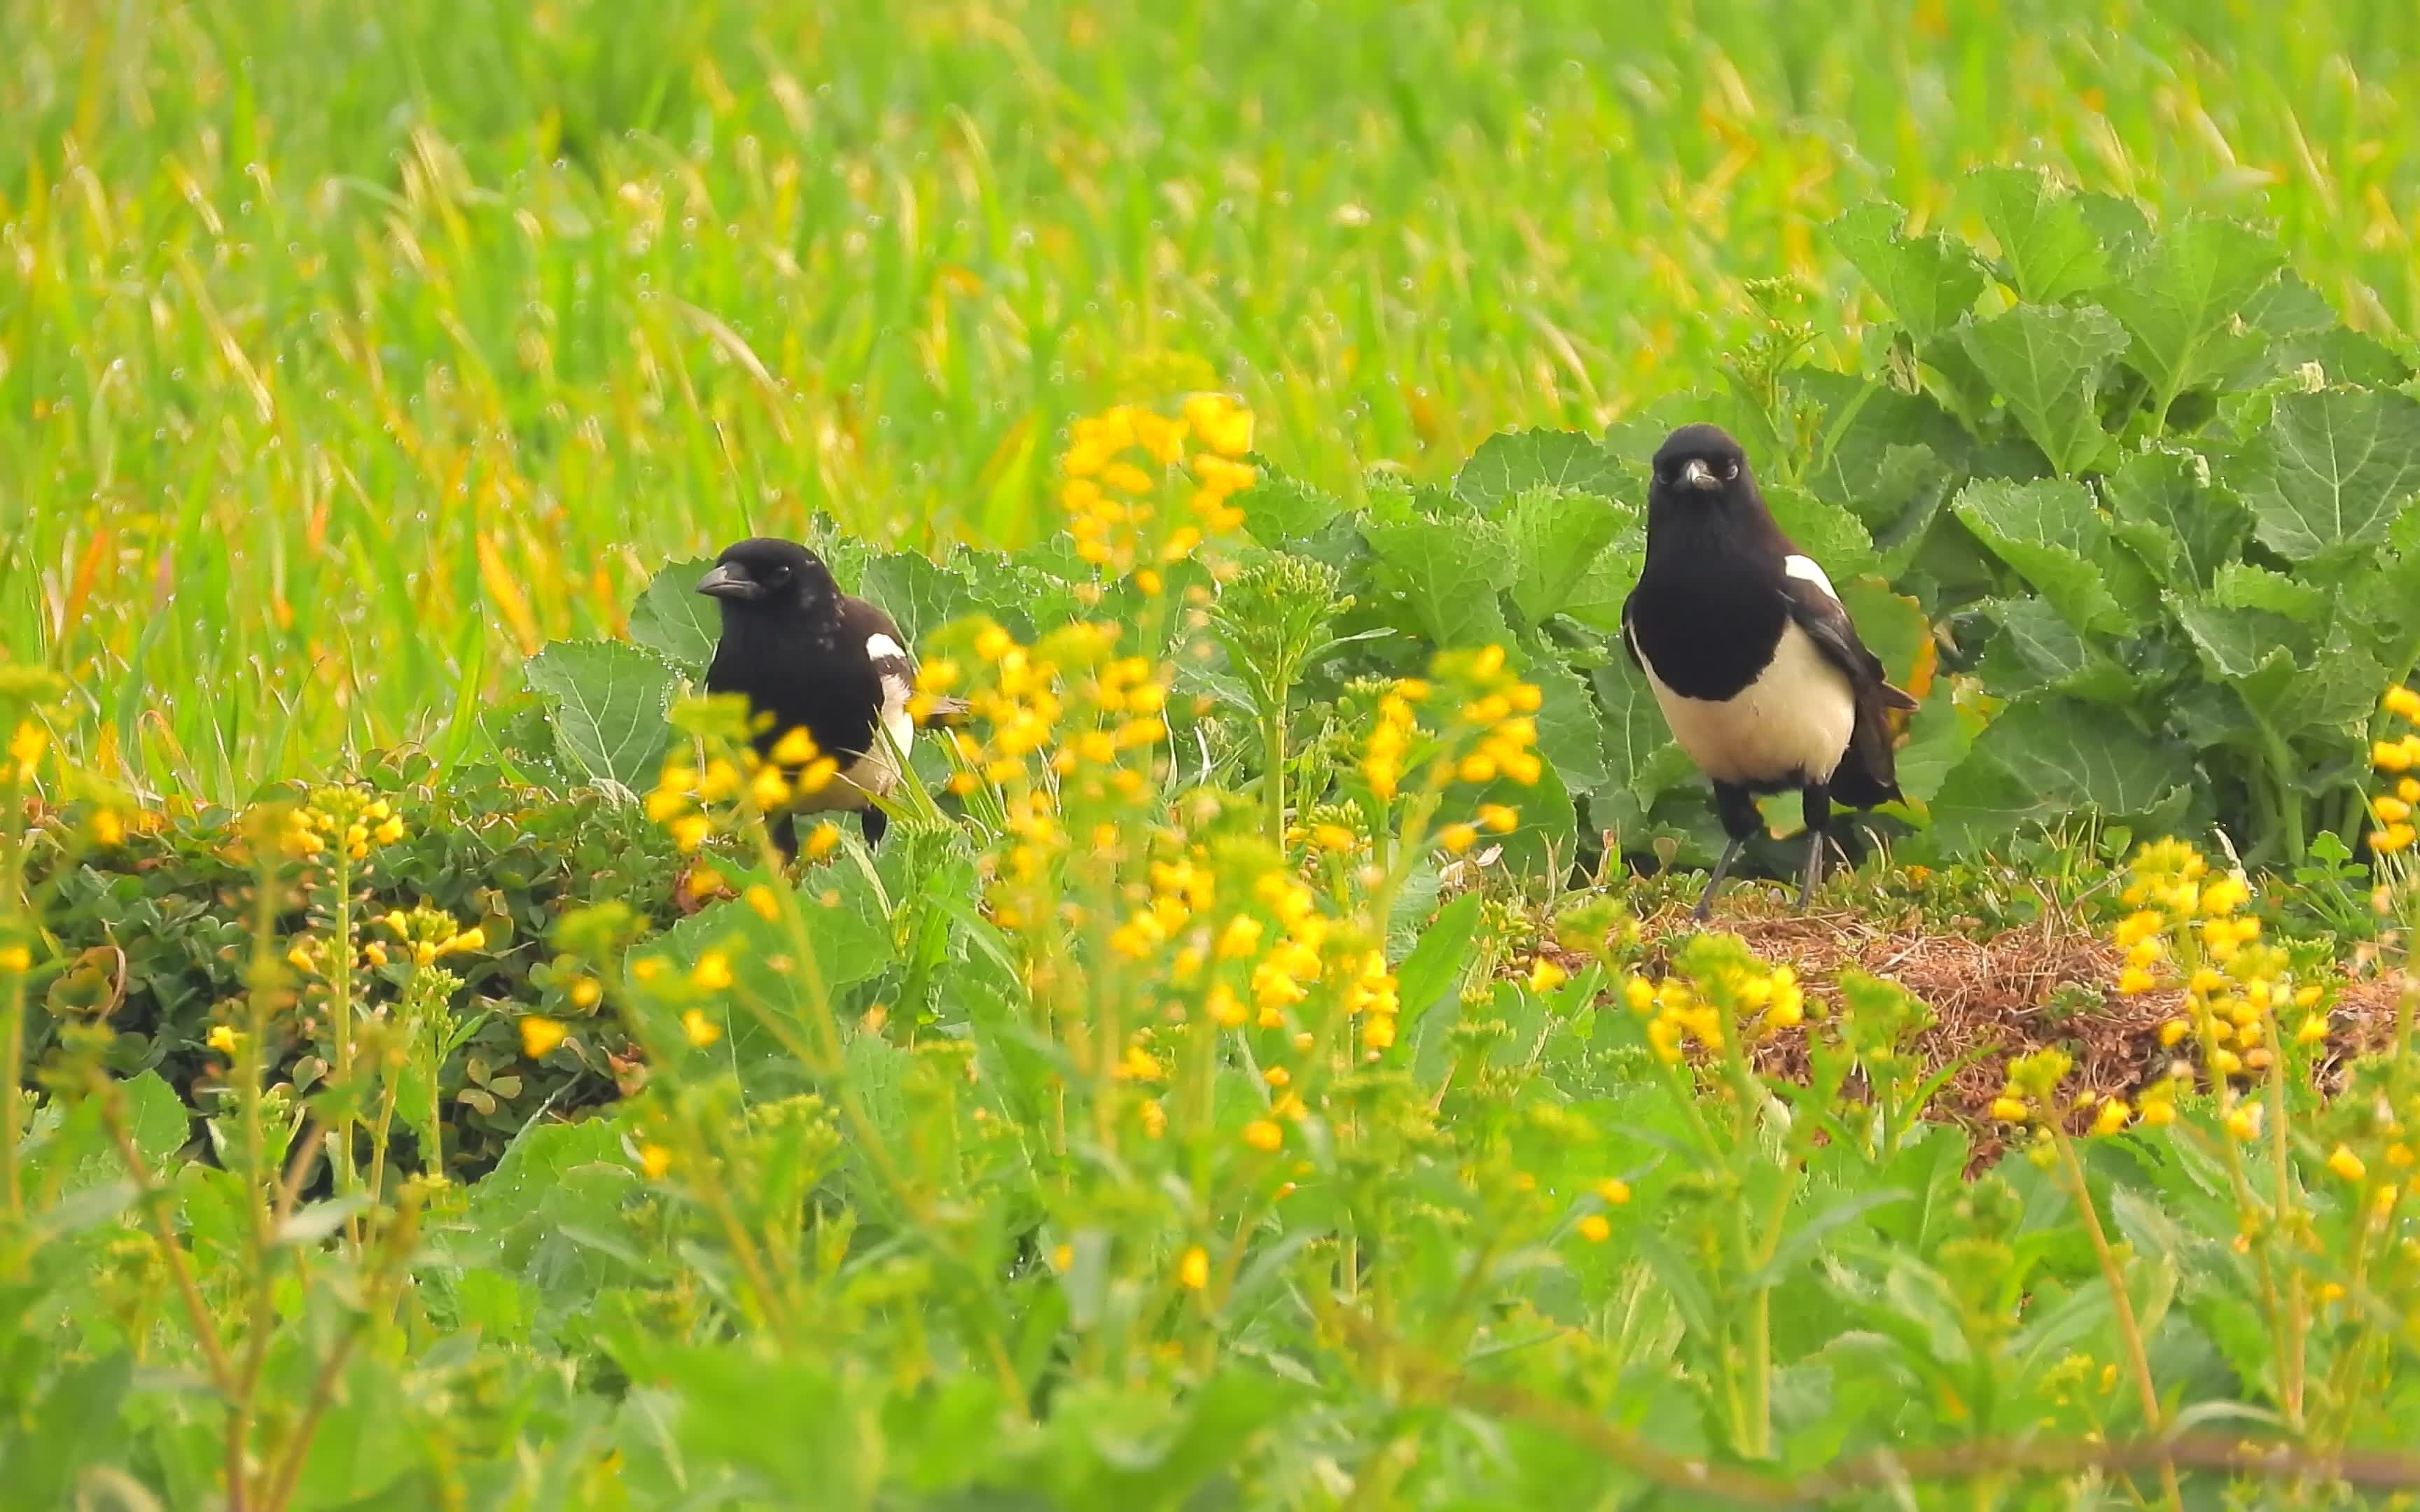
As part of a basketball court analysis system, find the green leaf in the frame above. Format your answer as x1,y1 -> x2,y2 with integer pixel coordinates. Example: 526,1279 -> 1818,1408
1979,596 -> 2136,704
1835,580 -> 1928,690
2242,387 -> 2420,562
524,640 -> 677,795
1932,698 -> 2196,846
1239,466 -> 1344,547
3,1354 -> 131,1508
627,556 -> 721,673
1394,892 -> 1480,1023
1891,680 -> 1976,805
1363,517 -> 1514,648
1762,482 -> 1875,579
1503,487 -> 1625,624
1828,202 -> 1985,343
123,1069 -> 189,1167
1956,303 -> 2127,477
2209,562 -> 2329,624
1952,478 -> 2125,633
1961,166 -> 2111,303
1590,655 -> 1681,832
1527,650 -> 1611,794
1454,428 -> 1627,513
856,549 -> 980,648
2103,217 -> 2283,404
2102,447 -> 2249,590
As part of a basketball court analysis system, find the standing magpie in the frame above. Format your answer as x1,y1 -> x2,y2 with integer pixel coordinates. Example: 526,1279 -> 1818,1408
697,537 -> 940,856
1621,424 -> 1918,919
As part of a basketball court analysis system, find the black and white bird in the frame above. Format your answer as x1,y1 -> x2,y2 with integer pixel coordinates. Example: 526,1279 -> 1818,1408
697,537 -> 941,856
1621,424 -> 1918,919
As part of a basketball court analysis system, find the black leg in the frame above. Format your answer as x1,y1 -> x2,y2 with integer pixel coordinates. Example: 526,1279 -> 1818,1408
1798,783 -> 1831,911
769,811 -> 799,862
861,804 -> 889,847
1694,782 -> 1760,923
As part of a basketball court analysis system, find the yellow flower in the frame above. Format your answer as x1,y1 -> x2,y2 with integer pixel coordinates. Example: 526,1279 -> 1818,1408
1576,1214 -> 1612,1242
0,945 -> 32,974
690,951 -> 735,991
1183,393 -> 1256,457
2374,822 -> 2418,853
1217,915 -> 1264,960
2091,1098 -> 2131,1137
1244,1119 -> 1284,1152
682,1009 -> 723,1048
2117,967 -> 2159,995
1361,1015 -> 1396,1050
2224,1103 -> 2263,1142
2113,911 -> 2164,947
804,822 -> 843,860
632,955 -> 666,984
1312,823 -> 1358,853
2328,1145 -> 2367,1183
520,1017 -> 569,1058
2375,740 -> 2416,774
2295,1015 -> 2328,1045
669,814 -> 713,852
570,977 -> 604,1010
207,1024 -> 240,1054
1178,1245 -> 1210,1290
744,885 -> 781,922
1622,976 -> 1655,1013
639,1144 -> 674,1180
1990,1096 -> 2031,1123
1206,983 -> 1247,1028
1527,959 -> 1568,993
1597,1179 -> 1632,1205
7,721 -> 47,770
373,816 -> 405,846
1477,804 -> 1518,834
1438,822 -> 1477,855
2386,685 -> 2420,721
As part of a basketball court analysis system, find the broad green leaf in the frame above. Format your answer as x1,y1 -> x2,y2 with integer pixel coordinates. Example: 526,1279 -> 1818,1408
1960,166 -> 2110,302
4,1354 -> 131,1508
1956,303 -> 2127,477
2209,562 -> 2328,624
1558,534 -> 1643,636
627,556 -> 721,673
1763,482 -> 1875,579
1979,597 -> 2137,704
1239,466 -> 1344,546
2101,447 -> 2248,590
658,881 -> 891,1070
1363,516 -> 1514,648
1890,680 -> 1977,805
1828,202 -> 1985,343
1590,655 -> 1679,831
1503,486 -> 1625,624
1866,443 -> 1958,578
1792,373 -> 1973,521
1394,892 -> 1480,1022
1527,650 -> 1611,793
2103,217 -> 2283,405
1952,478 -> 2125,633
1836,580 -> 1929,691
857,548 -> 981,648
524,640 -> 677,795
2242,388 -> 2420,561
2342,548 -> 2420,671
124,1069 -> 189,1166
1454,428 -> 1627,513
1931,697 -> 2196,846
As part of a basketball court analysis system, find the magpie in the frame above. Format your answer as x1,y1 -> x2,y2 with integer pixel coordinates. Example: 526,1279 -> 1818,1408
696,537 -> 957,856
1621,424 -> 1918,920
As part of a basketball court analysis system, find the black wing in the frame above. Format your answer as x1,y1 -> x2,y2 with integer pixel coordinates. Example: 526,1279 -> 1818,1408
1779,575 -> 1917,710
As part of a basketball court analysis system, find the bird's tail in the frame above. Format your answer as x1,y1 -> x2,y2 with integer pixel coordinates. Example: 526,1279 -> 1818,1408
915,694 -> 973,729
1828,680 -> 1919,808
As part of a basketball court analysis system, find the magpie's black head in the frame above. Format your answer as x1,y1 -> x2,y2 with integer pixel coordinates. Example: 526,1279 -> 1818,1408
1648,424 -> 1755,516
696,538 -> 840,621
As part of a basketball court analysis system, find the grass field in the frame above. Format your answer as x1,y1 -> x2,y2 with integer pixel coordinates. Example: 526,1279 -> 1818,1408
15,4 -> 2420,1506
9,0 -> 2420,796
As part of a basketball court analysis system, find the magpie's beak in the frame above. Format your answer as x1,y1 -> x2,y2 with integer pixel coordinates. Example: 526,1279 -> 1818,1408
1681,458 -> 1720,491
695,563 -> 764,601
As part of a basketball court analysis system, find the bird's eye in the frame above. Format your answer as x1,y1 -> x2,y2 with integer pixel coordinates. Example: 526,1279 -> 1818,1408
1723,461 -> 1739,482
767,564 -> 791,582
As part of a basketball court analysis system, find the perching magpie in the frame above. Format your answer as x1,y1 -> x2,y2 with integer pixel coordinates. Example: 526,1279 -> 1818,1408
1621,424 -> 1918,920
697,537 -> 956,855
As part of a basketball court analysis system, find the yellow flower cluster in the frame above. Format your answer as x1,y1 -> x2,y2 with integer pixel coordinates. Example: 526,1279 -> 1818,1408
1359,647 -> 1546,813
2112,837 -> 2318,1094
1620,959 -> 1804,1064
1059,394 -> 1256,590
648,732 -> 839,855
2,719 -> 47,785
274,791 -> 406,862
376,907 -> 487,969
2372,685 -> 2420,853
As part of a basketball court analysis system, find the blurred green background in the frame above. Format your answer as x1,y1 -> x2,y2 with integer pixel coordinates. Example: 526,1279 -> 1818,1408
4,0 -> 2416,795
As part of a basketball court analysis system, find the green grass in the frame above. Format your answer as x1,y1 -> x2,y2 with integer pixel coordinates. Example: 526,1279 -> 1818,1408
7,0 -> 2420,797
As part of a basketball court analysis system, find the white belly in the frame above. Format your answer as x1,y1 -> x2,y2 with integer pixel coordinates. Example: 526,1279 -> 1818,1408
1639,622 -> 1855,788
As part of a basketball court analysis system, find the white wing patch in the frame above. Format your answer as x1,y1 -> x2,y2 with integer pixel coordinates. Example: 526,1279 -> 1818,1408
865,633 -> 906,661
1783,554 -> 1839,602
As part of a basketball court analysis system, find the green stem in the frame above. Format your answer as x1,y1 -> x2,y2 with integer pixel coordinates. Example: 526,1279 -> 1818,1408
1263,697 -> 1288,849
2053,1130 -> 2181,1512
